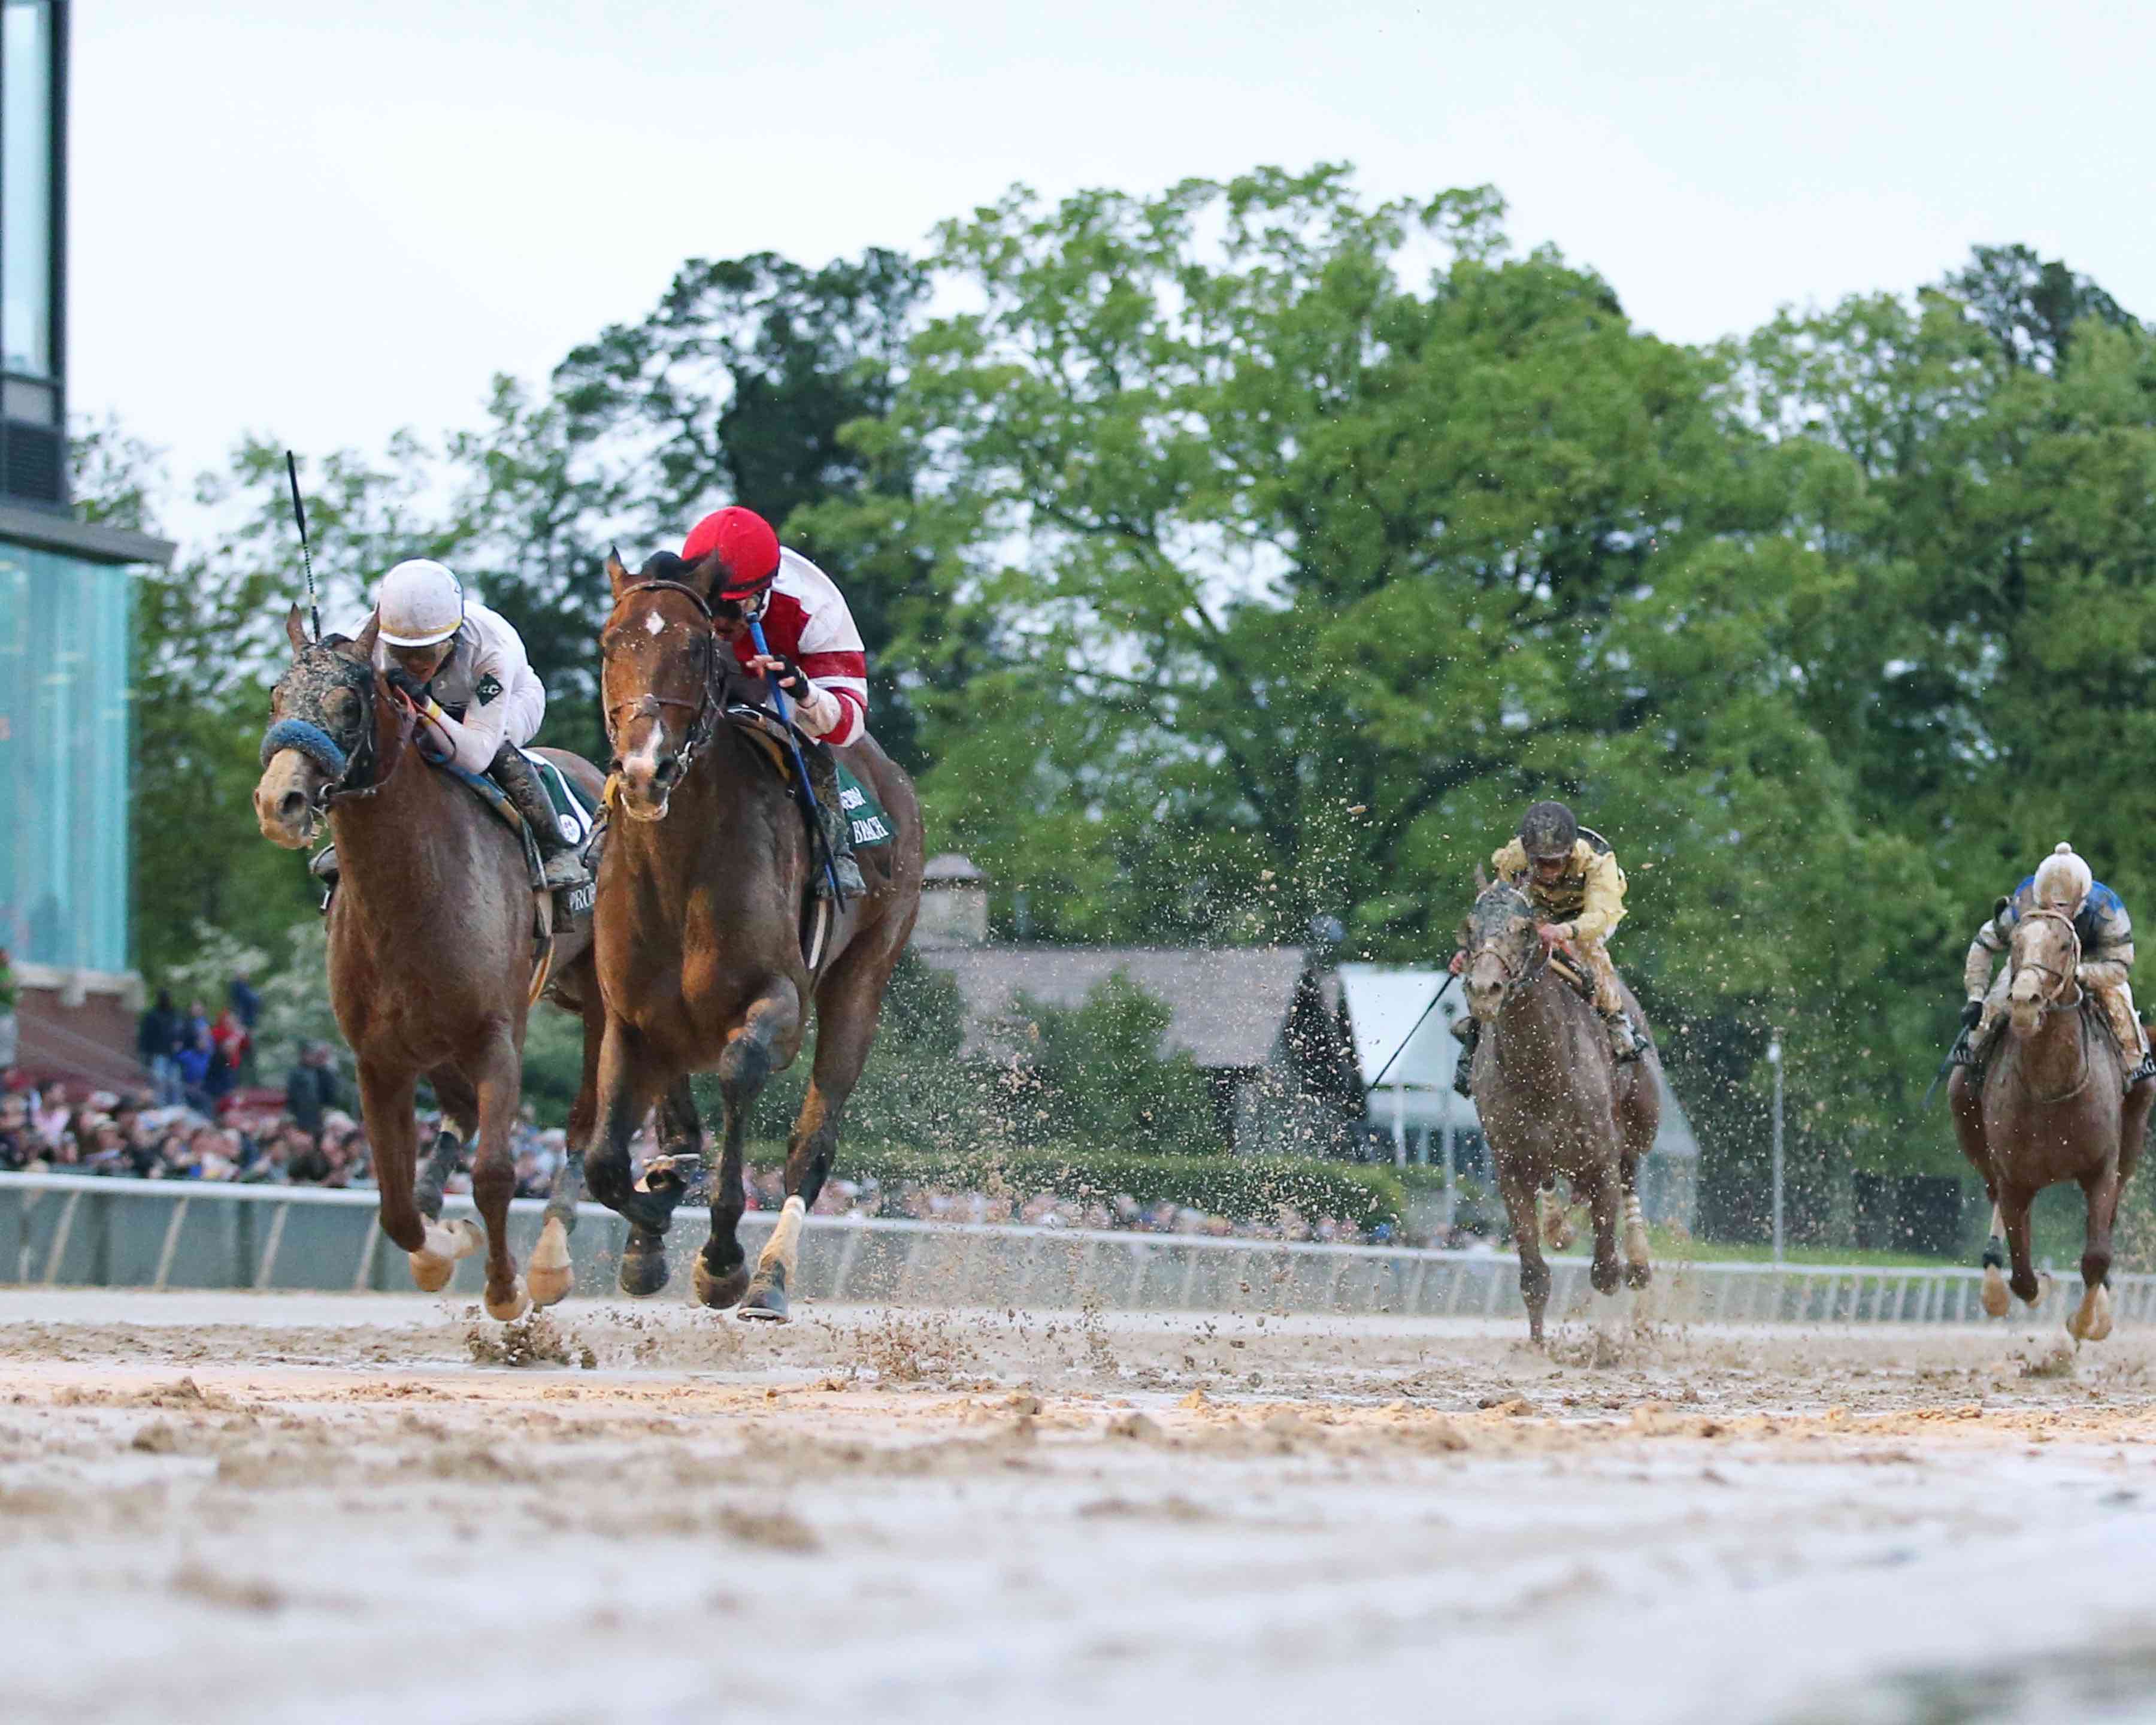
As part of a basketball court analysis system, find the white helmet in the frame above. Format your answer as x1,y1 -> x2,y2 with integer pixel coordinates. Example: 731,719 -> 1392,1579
2033,842 -> 2093,911
377,559 -> 465,647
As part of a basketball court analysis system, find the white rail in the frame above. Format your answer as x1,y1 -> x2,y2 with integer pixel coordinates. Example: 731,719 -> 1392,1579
0,1171 -> 2139,1325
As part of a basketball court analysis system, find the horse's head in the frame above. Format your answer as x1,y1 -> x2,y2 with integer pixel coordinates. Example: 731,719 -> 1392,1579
600,545 -> 736,821
1460,879 -> 1542,1024
2007,906 -> 2082,1034
253,605 -> 384,849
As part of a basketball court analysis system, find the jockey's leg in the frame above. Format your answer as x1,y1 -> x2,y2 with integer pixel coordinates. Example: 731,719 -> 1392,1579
487,743 -> 588,891
2085,966 -> 2155,1088
1974,964 -> 2013,1048
803,744 -> 866,900
1450,1015 -> 1478,1097
1579,939 -> 1645,1062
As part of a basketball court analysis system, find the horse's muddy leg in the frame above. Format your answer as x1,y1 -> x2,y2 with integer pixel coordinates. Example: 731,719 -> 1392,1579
532,995 -> 606,1308
2001,1187 -> 2045,1309
414,1065 -> 476,1223
1619,1154 -> 1652,1291
468,1032 -> 529,1323
1981,1201 -> 2012,1318
360,1060 -> 477,1291
705,984 -> 801,1316
1582,1163 -> 1623,1298
744,950 -> 894,1321
1498,1171 -> 1551,1345
2069,1164 -> 2122,1343
584,1018 -> 682,1296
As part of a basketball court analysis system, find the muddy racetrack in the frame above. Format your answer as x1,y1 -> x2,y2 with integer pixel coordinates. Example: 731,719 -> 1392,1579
8,1288 -> 2156,1724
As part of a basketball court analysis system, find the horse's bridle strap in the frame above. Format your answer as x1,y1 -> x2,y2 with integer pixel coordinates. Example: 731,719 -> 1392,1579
602,580 -> 728,782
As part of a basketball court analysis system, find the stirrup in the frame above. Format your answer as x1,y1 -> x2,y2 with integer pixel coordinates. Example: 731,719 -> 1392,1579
540,851 -> 589,891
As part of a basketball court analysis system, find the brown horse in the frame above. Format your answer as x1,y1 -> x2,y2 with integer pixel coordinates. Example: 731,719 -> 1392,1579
1949,906 -> 2152,1340
253,605 -> 608,1318
1459,880 -> 1657,1343
581,549 -> 923,1318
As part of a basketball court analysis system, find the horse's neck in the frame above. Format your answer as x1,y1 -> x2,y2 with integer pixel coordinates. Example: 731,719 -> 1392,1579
328,753 -> 456,905
617,733 -> 800,901
2001,1001 -> 2088,1095
1496,969 -> 1587,1067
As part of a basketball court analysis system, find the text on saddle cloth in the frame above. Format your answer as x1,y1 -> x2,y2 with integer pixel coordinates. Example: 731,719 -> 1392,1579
722,701 -> 897,849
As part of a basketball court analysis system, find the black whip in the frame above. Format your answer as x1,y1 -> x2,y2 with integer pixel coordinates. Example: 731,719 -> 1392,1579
284,450 -> 320,641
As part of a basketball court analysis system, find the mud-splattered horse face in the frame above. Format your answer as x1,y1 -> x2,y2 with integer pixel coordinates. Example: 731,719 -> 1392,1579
1461,882 -> 1542,1025
599,548 -> 737,822
253,604 -> 384,849
2007,908 -> 2081,1037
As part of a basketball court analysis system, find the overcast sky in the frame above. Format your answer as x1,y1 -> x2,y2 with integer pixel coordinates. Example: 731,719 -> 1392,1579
72,1 -> 2156,506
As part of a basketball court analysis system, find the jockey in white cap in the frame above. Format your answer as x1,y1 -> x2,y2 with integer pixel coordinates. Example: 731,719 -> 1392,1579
1963,842 -> 2154,1088
352,558 -> 587,891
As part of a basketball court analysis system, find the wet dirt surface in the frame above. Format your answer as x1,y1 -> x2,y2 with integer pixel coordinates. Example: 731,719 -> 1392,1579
7,1289 -> 2156,1724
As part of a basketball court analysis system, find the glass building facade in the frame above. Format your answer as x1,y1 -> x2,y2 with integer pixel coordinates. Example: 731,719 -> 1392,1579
0,0 -> 169,1010
0,540 -> 131,970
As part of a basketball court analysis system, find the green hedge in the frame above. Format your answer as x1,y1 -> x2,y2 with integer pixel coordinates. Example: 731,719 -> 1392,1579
744,1140 -> 1407,1233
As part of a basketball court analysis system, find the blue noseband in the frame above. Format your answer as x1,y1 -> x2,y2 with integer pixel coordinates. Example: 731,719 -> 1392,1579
260,717 -> 350,780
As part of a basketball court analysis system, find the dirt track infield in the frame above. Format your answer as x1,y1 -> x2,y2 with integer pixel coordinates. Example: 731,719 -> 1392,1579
8,1289 -> 2156,1724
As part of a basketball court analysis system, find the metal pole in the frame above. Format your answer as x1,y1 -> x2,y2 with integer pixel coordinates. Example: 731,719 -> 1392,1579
1392,1079 -> 1406,1169
1769,1037 -> 1785,1264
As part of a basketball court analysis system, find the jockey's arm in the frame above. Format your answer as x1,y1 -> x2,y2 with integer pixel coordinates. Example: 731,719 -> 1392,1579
1963,919 -> 2004,1002
2082,897 -> 2134,988
421,638 -> 543,776
1567,849 -> 1628,945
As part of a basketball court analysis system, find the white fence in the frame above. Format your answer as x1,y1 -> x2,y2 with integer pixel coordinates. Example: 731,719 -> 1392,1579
2,1171 -> 2145,1327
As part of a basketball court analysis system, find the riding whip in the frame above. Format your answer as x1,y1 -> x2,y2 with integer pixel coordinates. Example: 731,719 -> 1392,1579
1919,1034 -> 1967,1111
284,450 -> 322,641
1364,972 -> 1457,1093
746,613 -> 845,903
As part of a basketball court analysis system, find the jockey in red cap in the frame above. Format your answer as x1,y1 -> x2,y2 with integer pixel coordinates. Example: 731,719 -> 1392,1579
680,506 -> 868,895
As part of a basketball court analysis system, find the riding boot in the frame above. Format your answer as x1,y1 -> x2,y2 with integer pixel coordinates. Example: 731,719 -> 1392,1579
1603,1008 -> 1646,1063
803,745 -> 867,900
1451,1017 -> 1479,1098
488,745 -> 588,892
308,843 -> 338,913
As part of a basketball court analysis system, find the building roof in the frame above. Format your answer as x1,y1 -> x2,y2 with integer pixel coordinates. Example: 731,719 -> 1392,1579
915,944 -> 1325,1070
0,503 -> 174,566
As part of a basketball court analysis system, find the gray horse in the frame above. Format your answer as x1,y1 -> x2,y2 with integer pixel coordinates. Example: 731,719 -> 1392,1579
1458,879 -> 1658,1343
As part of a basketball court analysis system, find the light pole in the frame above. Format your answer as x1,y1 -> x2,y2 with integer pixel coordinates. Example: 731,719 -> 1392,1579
1767,1037 -> 1785,1264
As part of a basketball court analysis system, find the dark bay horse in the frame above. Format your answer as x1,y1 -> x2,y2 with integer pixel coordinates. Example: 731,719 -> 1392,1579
253,605 -> 610,1318
582,549 -> 923,1319
1949,906 -> 2152,1340
1459,880 -> 1657,1343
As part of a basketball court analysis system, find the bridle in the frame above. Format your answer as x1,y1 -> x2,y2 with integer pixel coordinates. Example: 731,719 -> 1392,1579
2010,906 -> 2084,1015
602,579 -> 732,789
1468,885 -> 1552,995
261,652 -> 416,813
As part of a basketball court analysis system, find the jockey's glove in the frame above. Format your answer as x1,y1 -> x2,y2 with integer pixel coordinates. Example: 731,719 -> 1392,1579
384,665 -> 430,706
762,653 -> 811,699
1960,1000 -> 1984,1030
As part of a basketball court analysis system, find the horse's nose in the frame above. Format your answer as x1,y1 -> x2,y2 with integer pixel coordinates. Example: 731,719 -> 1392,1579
278,789 -> 308,827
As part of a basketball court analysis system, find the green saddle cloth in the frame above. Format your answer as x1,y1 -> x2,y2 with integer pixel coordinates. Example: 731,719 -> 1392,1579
837,763 -> 894,849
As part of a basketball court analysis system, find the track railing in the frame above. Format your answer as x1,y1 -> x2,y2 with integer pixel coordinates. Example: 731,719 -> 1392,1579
1,1171 -> 2140,1326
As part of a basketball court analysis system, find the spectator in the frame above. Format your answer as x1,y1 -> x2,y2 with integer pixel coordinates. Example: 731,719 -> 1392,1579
240,1129 -> 293,1184
0,946 -> 17,1081
210,1007 -> 250,1092
289,1126 -> 331,1185
183,998 -> 211,1051
137,990 -> 182,1106
31,1084 -> 68,1148
174,1025 -> 214,1113
0,1092 -> 29,1170
228,969 -> 261,1058
284,1043 -> 341,1145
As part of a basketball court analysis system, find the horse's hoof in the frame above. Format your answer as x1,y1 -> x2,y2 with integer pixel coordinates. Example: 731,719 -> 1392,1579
618,1230 -> 671,1299
738,1263 -> 790,1324
409,1251 -> 455,1294
1981,1265 -> 2011,1318
528,1219 -> 573,1306
1624,1261 -> 1652,1291
485,1279 -> 531,1324
2069,1284 -> 2113,1343
1590,1260 -> 1621,1297
694,1254 -> 750,1311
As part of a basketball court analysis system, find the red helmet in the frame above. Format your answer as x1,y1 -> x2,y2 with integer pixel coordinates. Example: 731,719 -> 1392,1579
682,507 -> 781,601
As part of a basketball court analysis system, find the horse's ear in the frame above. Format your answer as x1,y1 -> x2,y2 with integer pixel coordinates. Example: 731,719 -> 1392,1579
1474,865 -> 1489,894
605,545 -> 633,598
1995,896 -> 2013,921
685,548 -> 727,601
344,610 -> 381,663
284,603 -> 311,655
